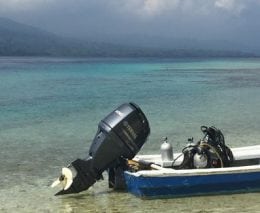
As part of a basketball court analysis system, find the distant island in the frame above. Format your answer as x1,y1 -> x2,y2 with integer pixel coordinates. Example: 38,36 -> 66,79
0,17 -> 256,58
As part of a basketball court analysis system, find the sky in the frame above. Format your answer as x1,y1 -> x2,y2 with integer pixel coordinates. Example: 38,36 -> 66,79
0,0 -> 260,52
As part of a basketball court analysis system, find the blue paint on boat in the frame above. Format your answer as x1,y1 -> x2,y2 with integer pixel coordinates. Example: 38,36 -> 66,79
124,170 -> 260,198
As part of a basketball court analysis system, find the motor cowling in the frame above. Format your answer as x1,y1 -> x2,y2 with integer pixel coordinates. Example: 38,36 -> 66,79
89,102 -> 150,172
54,102 -> 150,195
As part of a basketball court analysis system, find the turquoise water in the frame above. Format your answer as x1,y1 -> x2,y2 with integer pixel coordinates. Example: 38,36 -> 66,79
1,57 -> 260,212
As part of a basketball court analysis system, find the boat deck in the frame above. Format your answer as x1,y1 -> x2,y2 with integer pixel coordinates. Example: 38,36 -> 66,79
134,145 -> 260,166
131,145 -> 260,177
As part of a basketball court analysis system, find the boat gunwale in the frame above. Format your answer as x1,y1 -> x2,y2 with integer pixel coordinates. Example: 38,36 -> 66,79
125,164 -> 260,177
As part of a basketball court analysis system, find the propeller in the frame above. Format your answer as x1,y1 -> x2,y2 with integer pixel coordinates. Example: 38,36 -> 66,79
51,167 -> 73,190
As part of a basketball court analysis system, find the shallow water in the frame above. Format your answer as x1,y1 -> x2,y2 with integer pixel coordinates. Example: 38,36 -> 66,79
0,57 -> 260,212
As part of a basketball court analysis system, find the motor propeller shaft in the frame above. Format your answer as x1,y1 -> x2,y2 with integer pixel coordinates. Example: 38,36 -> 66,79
52,158 -> 102,195
51,167 -> 73,191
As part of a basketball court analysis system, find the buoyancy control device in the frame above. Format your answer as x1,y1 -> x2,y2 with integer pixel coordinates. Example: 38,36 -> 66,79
177,126 -> 234,169
52,102 -> 150,195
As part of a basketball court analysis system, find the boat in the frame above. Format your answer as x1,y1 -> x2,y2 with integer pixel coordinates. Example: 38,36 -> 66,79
124,145 -> 260,198
51,102 -> 260,199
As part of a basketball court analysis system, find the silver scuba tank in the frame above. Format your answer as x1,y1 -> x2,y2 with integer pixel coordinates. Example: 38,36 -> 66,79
160,137 -> 173,167
193,153 -> 208,168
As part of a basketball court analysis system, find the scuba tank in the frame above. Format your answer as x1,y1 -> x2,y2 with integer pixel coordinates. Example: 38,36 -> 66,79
177,126 -> 234,170
160,137 -> 173,167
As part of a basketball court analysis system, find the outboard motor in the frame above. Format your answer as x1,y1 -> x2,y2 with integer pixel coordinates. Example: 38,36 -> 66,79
51,102 -> 150,195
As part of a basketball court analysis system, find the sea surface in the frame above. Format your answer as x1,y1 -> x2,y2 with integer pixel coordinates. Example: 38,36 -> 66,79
0,57 -> 260,212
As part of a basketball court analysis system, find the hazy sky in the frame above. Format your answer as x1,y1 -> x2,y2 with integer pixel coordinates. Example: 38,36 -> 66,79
1,0 -> 260,51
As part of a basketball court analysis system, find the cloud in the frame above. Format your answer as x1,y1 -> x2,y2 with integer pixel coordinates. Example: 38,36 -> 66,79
0,0 -> 45,10
114,0 -> 242,19
118,0 -> 209,17
0,0 -> 253,17
0,0 -> 53,11
1,0 -> 260,50
141,0 -> 180,16
214,0 -> 246,15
